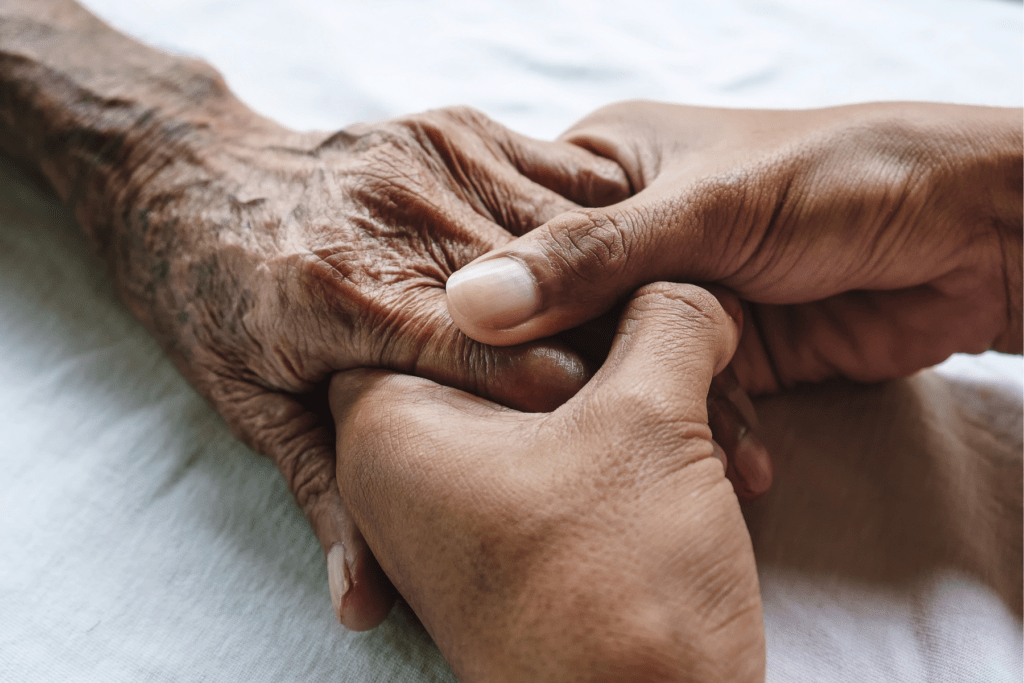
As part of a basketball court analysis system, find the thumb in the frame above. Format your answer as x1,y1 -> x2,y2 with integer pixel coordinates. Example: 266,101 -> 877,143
445,202 -> 694,346
577,282 -> 740,427
573,283 -> 771,499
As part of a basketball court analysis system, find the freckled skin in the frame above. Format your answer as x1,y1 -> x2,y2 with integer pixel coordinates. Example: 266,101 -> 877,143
0,0 -> 630,628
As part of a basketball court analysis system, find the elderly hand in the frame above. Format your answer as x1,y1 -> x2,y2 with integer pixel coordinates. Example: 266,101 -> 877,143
331,283 -> 765,683
446,101 -> 1023,394
0,0 -> 631,630
112,106 -> 630,629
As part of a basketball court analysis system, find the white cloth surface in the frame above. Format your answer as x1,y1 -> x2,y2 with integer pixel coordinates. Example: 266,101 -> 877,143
1,0 -> 1021,681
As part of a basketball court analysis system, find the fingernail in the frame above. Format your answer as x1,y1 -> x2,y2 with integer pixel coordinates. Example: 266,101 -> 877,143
711,440 -> 728,469
327,545 -> 350,624
446,257 -> 539,330
727,385 -> 759,429
713,368 -> 759,429
733,432 -> 773,499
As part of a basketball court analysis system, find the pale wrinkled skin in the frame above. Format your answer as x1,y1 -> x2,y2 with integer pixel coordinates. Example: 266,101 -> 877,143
332,284 -> 766,683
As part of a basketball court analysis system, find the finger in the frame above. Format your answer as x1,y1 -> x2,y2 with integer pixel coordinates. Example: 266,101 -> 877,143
395,106 -> 629,235
445,200 -> 689,347
495,127 -> 632,208
438,105 -> 630,208
707,367 -> 774,500
575,282 -> 741,442
477,116 -> 632,234
321,490 -> 397,631
372,284 -> 591,413
216,384 -> 397,630
457,150 -> 584,237
700,289 -> 773,499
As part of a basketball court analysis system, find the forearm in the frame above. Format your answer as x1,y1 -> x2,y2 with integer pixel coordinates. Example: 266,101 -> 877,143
0,0 -> 293,354
0,0 -> 276,249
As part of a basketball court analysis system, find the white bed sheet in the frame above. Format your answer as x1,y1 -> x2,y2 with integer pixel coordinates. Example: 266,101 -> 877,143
1,1 -> 1021,681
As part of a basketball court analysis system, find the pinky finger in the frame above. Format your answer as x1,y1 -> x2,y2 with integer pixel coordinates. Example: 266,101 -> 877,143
222,385 -> 397,630
707,367 -> 774,500
317,484 -> 398,631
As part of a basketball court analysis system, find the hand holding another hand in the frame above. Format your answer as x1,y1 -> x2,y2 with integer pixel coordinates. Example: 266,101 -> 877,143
447,101 -> 1023,393
2,0 -> 773,630
331,283 -> 765,683
74,102 -> 627,628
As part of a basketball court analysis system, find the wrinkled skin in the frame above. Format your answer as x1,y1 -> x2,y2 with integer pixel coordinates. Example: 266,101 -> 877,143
0,0 -> 636,629
332,284 -> 766,683
2,1 -> 775,638
110,105 -> 638,627
447,101 -> 1023,394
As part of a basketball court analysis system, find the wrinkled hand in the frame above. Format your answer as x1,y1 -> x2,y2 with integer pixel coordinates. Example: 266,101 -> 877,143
446,101 -> 1023,394
331,283 -> 765,683
109,105 -> 629,629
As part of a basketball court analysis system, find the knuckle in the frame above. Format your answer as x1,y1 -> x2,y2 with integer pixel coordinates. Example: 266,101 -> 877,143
393,113 -> 444,143
418,106 -> 496,137
374,289 -> 453,366
435,105 -> 491,126
396,106 -> 508,164
543,209 -> 634,282
343,122 -> 424,175
179,57 -> 231,101
577,157 -> 632,206
288,448 -> 335,512
395,105 -> 489,142
632,282 -> 726,327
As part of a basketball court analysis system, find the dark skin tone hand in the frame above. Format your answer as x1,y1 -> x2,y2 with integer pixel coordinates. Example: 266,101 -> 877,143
0,0 -> 633,629
447,101 -> 1023,394
331,284 -> 765,683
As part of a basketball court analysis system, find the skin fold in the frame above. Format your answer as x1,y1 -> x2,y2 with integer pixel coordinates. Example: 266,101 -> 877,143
9,2 -> 1016,679
0,0 -> 768,635
0,0 -> 634,629
331,284 -> 766,683
446,101 -> 1023,393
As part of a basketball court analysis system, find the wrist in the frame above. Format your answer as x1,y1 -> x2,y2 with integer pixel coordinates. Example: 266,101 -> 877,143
826,103 -> 1023,354
945,106 -> 1022,353
107,141 -> 280,356
998,236 -> 1022,354
985,111 -> 1022,353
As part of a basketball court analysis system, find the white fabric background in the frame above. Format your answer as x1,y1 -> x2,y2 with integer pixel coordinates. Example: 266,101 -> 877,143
1,1 -> 1021,681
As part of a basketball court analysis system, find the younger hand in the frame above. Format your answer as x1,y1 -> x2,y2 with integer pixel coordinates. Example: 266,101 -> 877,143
331,283 -> 765,682
446,101 -> 1023,393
